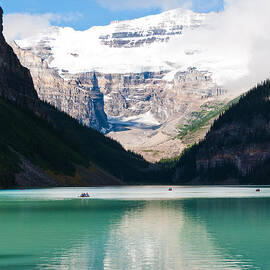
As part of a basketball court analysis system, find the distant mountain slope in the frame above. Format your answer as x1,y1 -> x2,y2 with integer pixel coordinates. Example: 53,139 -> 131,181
0,7 -> 154,188
171,80 -> 270,184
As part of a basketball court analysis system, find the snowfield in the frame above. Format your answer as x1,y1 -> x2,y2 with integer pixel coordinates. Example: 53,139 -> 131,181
16,8 -> 250,87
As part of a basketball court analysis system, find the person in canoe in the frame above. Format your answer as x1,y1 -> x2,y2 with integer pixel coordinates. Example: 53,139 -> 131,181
80,192 -> 90,198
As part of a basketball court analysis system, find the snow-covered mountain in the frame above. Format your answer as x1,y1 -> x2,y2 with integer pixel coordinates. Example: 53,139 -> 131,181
16,8 -> 207,74
12,8 -> 240,161
15,7 -> 248,86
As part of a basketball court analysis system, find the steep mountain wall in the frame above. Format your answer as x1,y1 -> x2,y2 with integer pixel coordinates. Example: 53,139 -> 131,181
73,69 -> 227,161
13,38 -> 228,160
98,9 -> 205,48
94,68 -> 225,122
11,43 -> 109,132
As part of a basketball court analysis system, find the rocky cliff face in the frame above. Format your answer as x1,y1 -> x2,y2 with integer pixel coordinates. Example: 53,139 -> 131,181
10,7 -> 232,161
13,37 -> 229,160
0,7 -> 38,108
85,67 -> 225,123
64,68 -> 227,161
11,43 -> 109,132
195,126 -> 270,176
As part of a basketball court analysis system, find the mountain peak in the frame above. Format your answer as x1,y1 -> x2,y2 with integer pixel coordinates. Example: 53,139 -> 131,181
15,7 -> 207,75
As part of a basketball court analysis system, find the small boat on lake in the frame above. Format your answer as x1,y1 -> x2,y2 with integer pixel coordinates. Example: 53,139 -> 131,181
256,189 -> 261,192
168,188 -> 173,191
79,192 -> 90,198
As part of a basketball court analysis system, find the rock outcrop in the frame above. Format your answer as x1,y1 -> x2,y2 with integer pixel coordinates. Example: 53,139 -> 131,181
11,43 -> 109,132
95,68 -> 225,122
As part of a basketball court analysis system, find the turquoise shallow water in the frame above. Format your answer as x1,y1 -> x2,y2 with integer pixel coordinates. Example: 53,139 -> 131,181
0,186 -> 269,270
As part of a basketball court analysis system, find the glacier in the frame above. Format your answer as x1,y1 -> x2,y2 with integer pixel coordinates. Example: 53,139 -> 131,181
15,8 -> 249,86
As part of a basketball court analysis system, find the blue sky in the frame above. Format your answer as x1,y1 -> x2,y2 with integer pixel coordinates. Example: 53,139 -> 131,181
1,0 -> 224,30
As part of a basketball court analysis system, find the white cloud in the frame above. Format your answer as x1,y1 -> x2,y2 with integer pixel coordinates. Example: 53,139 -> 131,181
3,12 -> 82,41
97,0 -> 270,91
182,0 -> 270,91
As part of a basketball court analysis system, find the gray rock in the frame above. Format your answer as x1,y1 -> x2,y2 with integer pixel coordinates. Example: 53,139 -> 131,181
12,43 -> 109,132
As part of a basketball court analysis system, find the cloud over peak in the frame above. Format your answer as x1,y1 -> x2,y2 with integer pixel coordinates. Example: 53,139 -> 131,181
3,12 -> 82,41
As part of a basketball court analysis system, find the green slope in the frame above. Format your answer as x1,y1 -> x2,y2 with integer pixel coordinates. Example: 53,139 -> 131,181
171,80 -> 270,184
177,98 -> 240,142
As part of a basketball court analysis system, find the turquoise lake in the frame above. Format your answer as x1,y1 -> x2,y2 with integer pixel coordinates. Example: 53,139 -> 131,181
0,186 -> 269,269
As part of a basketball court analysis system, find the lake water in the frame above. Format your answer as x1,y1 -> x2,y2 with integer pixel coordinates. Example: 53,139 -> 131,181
0,186 -> 269,270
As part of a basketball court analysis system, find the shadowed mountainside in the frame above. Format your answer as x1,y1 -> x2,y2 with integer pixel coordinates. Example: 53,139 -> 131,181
168,80 -> 270,184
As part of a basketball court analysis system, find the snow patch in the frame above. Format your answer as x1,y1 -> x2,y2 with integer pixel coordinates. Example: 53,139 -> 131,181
104,95 -> 112,101
163,70 -> 179,81
109,111 -> 160,127
123,111 -> 161,126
